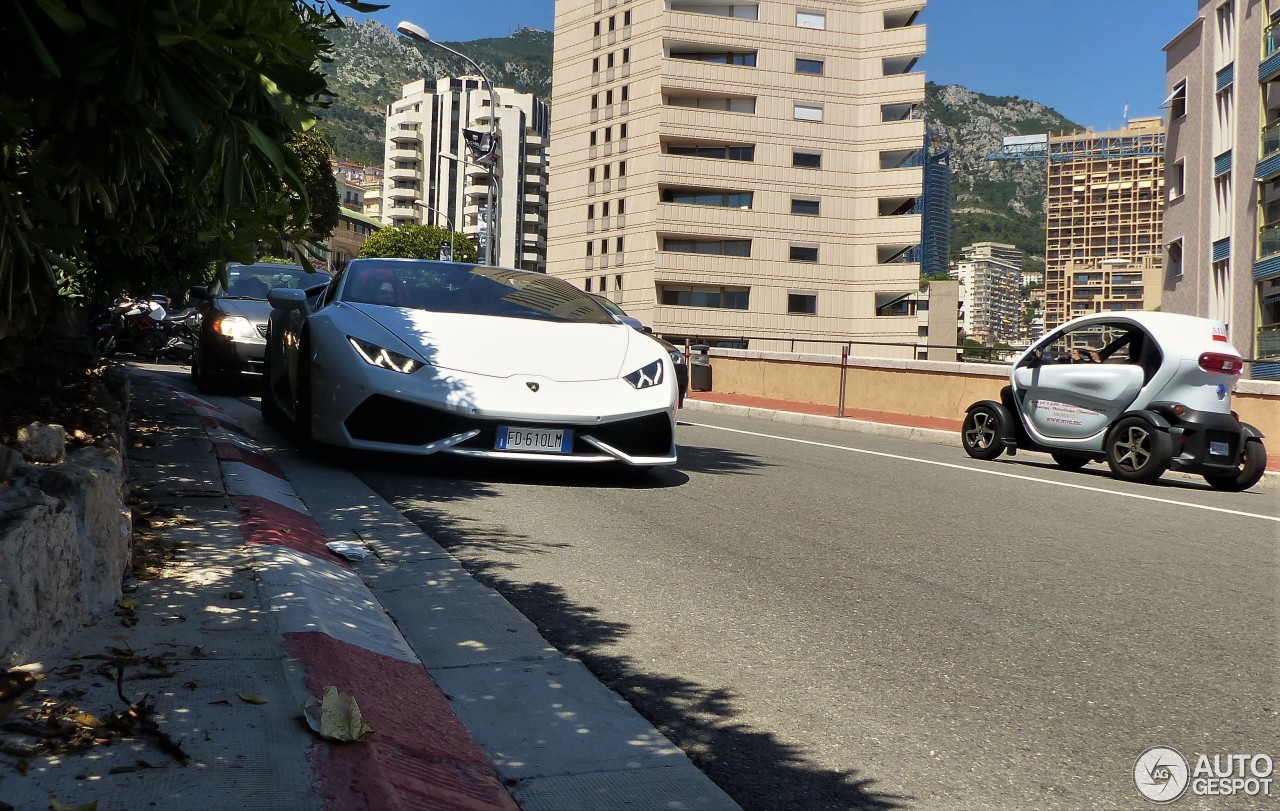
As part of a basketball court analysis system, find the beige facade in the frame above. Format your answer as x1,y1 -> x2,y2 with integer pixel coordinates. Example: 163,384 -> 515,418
1044,118 -> 1165,331
953,241 -> 1022,345
382,78 -> 550,272
546,0 -> 929,357
1164,0 -> 1280,378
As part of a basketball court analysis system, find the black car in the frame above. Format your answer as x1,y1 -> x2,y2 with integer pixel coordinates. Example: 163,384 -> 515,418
189,262 -> 330,392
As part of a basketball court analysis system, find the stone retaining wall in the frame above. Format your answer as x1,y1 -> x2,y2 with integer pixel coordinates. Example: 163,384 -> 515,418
0,367 -> 131,663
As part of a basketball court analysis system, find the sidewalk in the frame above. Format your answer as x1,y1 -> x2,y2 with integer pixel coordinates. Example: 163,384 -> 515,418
0,371 -> 739,811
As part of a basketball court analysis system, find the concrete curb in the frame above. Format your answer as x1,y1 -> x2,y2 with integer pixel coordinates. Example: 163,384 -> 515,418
680,398 -> 961,447
172,388 -> 520,811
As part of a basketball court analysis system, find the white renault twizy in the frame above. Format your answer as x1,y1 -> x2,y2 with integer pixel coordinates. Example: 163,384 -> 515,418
961,312 -> 1267,491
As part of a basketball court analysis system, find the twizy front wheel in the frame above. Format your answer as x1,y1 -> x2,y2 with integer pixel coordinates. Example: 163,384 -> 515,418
1203,438 -> 1267,492
961,405 -> 1005,461
1104,417 -> 1171,483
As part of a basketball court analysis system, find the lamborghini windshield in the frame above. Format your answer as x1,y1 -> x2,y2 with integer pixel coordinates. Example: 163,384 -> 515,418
341,259 -> 615,324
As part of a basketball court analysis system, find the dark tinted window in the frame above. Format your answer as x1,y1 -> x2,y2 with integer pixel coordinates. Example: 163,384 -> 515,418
342,260 -> 614,324
222,264 -> 330,299
792,150 -> 822,168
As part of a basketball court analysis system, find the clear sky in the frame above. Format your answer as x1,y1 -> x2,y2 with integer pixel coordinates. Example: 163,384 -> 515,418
362,0 -> 1190,132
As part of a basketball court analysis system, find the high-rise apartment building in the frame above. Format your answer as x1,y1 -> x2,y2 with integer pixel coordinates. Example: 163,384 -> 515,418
546,1 -> 929,356
1043,118 -> 1165,330
921,136 -> 952,279
952,242 -> 1022,345
1165,0 -> 1280,378
382,78 -> 550,271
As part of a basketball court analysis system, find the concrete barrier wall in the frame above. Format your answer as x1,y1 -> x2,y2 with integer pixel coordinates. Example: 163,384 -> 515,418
705,349 -> 1280,438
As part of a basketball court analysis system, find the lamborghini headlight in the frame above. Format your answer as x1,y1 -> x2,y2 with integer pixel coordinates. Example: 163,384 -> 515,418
347,336 -> 423,374
623,358 -> 664,389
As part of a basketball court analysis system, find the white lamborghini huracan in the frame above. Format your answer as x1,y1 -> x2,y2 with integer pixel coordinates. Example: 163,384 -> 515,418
260,258 -> 679,466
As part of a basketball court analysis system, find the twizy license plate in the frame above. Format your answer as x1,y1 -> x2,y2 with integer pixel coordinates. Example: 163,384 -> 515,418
1209,441 -> 1230,456
496,426 -> 573,454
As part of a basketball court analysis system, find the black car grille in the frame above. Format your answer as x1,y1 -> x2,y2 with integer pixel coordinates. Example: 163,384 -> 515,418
345,395 -> 673,457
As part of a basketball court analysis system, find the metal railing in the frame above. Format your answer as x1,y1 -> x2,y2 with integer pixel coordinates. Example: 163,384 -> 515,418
1258,324 -> 1280,358
1267,22 -> 1280,59
1263,119 -> 1280,160
1260,221 -> 1280,259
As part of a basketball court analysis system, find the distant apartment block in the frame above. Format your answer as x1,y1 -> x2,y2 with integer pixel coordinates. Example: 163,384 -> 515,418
545,0 -> 932,357
1165,0 -> 1280,377
992,120 -> 1166,332
382,78 -> 550,271
952,242 -> 1022,345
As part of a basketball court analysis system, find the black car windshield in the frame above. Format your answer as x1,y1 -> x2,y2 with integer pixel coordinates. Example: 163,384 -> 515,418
342,260 -> 615,324
218,264 -> 330,300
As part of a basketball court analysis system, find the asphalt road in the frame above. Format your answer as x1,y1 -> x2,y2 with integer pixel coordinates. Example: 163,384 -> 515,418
339,409 -> 1279,811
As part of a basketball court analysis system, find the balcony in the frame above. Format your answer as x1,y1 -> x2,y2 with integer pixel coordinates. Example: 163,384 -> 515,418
1258,120 -> 1280,180
390,124 -> 421,144
1257,324 -> 1280,358
1264,23 -> 1280,82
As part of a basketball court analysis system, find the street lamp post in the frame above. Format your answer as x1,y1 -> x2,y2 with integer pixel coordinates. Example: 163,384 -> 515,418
414,200 -> 456,262
397,20 -> 499,267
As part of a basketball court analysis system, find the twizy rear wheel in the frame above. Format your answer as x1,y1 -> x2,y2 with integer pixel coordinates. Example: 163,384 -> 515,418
961,405 -> 1004,461
1203,438 -> 1267,492
1104,417 -> 1171,483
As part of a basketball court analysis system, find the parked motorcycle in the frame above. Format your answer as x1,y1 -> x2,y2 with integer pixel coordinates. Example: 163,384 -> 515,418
93,294 -> 201,363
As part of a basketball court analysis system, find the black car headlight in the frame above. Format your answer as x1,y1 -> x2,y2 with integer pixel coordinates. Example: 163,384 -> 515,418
347,336 -> 423,374
624,359 -> 664,389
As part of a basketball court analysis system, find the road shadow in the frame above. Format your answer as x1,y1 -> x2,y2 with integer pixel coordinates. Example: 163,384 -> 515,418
393,500 -> 909,811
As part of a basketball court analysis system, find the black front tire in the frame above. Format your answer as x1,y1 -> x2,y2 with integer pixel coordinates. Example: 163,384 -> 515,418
193,354 -> 224,394
260,330 -> 288,428
1105,417 -> 1172,483
1051,453 -> 1091,471
1203,439 -> 1267,492
961,405 -> 1005,461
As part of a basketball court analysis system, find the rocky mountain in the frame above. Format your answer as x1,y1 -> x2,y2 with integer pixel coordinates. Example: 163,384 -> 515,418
318,20 -> 1084,267
925,83 -> 1082,267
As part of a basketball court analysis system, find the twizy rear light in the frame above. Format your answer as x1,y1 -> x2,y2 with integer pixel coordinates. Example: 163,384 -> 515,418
1198,352 -> 1243,375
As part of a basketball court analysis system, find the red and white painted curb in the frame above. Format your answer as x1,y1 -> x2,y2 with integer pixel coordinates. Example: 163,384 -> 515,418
175,390 -> 519,811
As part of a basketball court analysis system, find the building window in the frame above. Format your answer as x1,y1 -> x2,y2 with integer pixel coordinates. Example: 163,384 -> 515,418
604,126 -> 612,142
796,10 -> 826,29
1169,160 -> 1185,200
600,275 -> 607,290
586,242 -> 594,258
602,200 -> 610,217
615,274 -> 623,290
600,239 -> 609,255
787,293 -> 817,314
591,94 -> 599,110
588,167 -> 596,183
617,198 -> 626,214
594,20 -> 601,36
662,238 -> 751,256
606,89 -> 614,104
608,15 -> 616,31
671,50 -> 757,66
620,123 -> 628,138
790,245 -> 819,262
623,47 -> 630,63
1167,238 -> 1183,278
622,85 -> 630,101
667,95 -> 756,113
592,56 -> 600,72
603,164 -> 612,180
794,103 -> 824,122
587,203 -> 595,219
659,285 -> 750,309
616,236 -> 624,252
624,9 -> 631,25
665,143 -> 755,161
618,160 -> 627,176
661,188 -> 753,208
792,150 -> 822,168
590,130 -> 598,146
791,198 -> 820,216
1165,80 -> 1187,120
795,57 -> 824,75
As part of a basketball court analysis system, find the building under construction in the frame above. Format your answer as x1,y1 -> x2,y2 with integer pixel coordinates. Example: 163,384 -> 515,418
989,117 -> 1166,331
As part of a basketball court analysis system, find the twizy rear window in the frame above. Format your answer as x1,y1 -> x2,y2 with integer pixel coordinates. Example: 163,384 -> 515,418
343,260 -> 615,324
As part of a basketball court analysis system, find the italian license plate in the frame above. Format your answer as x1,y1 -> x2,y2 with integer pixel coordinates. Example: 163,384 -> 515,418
496,426 -> 573,454
1209,441 -> 1230,456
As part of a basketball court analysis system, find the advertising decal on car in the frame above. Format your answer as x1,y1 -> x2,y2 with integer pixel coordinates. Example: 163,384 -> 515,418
1030,399 -> 1104,427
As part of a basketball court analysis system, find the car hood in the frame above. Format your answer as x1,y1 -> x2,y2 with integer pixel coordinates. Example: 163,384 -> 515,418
350,306 -> 642,382
213,297 -> 272,324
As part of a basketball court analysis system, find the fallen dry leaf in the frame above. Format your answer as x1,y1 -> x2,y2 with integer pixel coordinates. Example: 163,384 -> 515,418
50,798 -> 98,811
237,693 -> 268,705
302,686 -> 372,742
